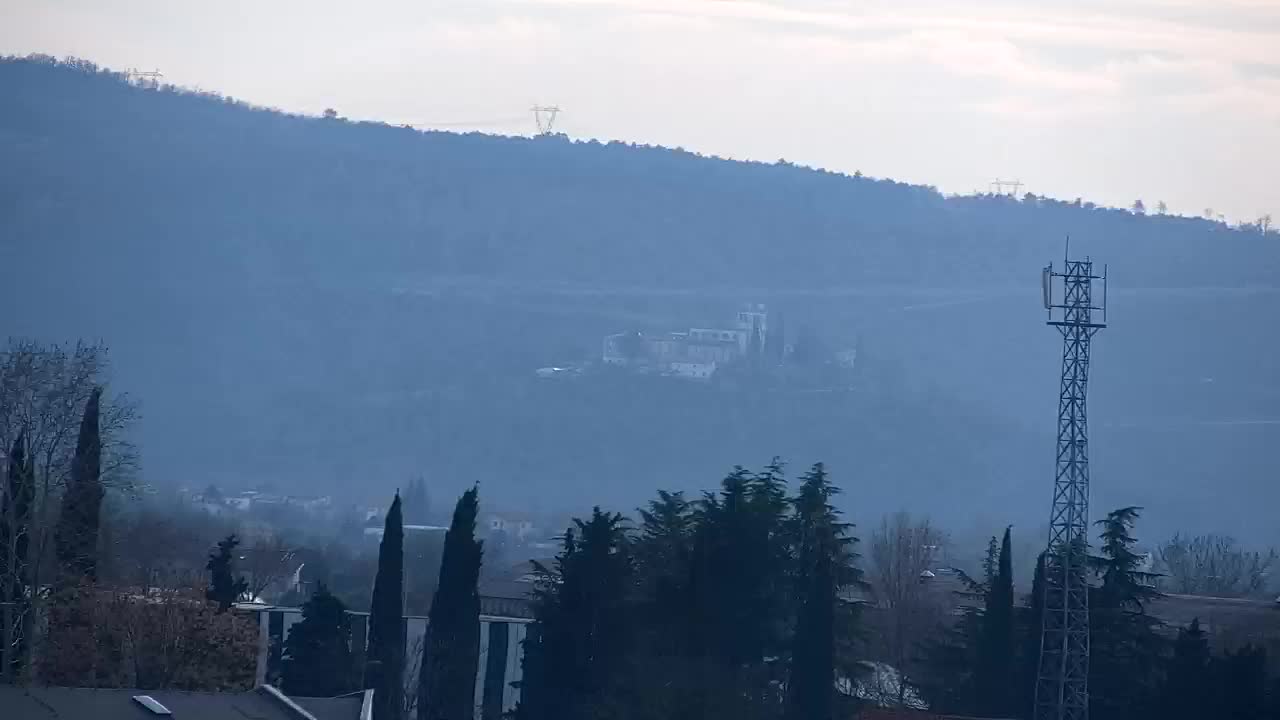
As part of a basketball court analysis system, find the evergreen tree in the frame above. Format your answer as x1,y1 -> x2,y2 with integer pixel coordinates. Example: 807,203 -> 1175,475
403,477 -> 430,526
1160,618 -> 1211,720
917,609 -> 980,715
1089,507 -> 1165,720
419,487 -> 483,720
633,490 -> 695,655
974,527 -> 1015,718
1214,644 -> 1269,720
785,463 -> 860,720
519,508 -> 632,720
1018,552 -> 1046,720
206,534 -> 249,610
1,432 -> 34,677
53,388 -> 104,582
981,535 -> 999,588
366,493 -> 405,720
282,584 -> 355,697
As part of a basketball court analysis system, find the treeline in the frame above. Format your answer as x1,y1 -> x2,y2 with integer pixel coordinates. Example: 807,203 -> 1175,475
918,508 -> 1280,720
321,461 -> 862,720
4,339 -> 1279,719
340,462 -> 1280,720
3,53 -> 1277,296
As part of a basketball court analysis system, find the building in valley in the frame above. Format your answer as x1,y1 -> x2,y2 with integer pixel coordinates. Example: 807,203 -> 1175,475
602,303 -> 770,379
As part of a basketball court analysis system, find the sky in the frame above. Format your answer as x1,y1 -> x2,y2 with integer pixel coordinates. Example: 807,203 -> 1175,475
4,0 -> 1278,222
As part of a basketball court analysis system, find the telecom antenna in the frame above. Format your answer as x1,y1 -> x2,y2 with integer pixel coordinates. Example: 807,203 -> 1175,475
530,105 -> 560,135
1035,241 -> 1107,720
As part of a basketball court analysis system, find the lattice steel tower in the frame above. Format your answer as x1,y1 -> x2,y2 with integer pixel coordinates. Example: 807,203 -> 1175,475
1035,245 -> 1107,720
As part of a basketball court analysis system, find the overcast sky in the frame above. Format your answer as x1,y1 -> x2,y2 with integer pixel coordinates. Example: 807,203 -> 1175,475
5,0 -> 1278,221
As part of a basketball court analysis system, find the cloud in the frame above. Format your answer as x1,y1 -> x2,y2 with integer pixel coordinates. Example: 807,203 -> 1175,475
507,0 -> 1280,121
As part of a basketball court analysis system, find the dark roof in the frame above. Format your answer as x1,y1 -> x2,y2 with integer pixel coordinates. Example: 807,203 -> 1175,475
0,685 -> 363,720
295,694 -> 366,720
859,710 -> 1013,720
1148,593 -> 1280,644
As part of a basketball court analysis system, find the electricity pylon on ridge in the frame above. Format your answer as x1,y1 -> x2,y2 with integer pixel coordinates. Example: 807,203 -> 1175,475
991,178 -> 1023,196
125,68 -> 164,87
530,105 -> 560,135
1034,242 -> 1107,720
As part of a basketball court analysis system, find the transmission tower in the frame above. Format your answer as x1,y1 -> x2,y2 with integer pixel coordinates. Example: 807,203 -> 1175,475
990,178 -> 1023,196
530,105 -> 560,135
125,68 -> 164,87
1035,243 -> 1107,720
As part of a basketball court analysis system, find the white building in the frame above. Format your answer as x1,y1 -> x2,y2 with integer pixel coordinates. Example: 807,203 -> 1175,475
485,513 -> 539,541
602,303 -> 770,380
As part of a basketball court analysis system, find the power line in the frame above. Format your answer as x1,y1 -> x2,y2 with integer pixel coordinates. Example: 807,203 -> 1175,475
403,116 -> 529,129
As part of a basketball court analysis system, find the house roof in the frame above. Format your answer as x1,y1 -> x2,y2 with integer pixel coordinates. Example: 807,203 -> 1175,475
1147,593 -> 1280,644
0,686 -> 366,720
858,710 -> 1013,720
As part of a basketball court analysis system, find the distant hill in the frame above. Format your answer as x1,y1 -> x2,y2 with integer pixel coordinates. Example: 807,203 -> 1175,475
2,55 -> 1277,549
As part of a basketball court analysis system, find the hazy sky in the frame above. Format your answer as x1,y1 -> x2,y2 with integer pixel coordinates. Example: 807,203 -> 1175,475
5,0 -> 1278,221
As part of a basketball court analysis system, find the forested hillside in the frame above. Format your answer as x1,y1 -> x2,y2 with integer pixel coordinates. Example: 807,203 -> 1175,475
2,56 -> 1276,546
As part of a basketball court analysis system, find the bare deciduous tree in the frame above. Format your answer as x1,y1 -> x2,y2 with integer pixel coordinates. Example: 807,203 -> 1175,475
240,535 -> 298,603
0,340 -> 139,679
1156,533 -> 1277,598
867,512 -> 948,706
39,583 -> 257,690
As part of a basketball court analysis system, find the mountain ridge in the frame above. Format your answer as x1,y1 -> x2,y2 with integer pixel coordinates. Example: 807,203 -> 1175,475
2,55 -> 1276,547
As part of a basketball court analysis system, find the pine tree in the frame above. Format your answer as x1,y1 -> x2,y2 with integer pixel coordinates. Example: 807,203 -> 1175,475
634,490 -> 694,656
1160,618 -> 1211,720
404,477 -> 430,526
982,535 -> 999,588
519,508 -> 632,720
974,527 -> 1015,718
366,493 -> 405,720
1215,644 -> 1269,720
1,432 -> 35,677
206,534 -> 249,610
917,609 -> 981,714
282,584 -> 355,697
53,388 -> 104,583
785,463 -> 860,720
1089,507 -> 1165,720
419,487 -> 483,720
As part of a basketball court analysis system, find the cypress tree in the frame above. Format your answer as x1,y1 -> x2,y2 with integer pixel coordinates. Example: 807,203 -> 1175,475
974,527 -> 1015,718
419,487 -> 483,720
1160,618 -> 1211,720
206,534 -> 249,610
785,463 -> 859,720
1017,551 -> 1046,720
53,388 -> 104,583
366,493 -> 405,720
282,584 -> 355,697
1,432 -> 35,677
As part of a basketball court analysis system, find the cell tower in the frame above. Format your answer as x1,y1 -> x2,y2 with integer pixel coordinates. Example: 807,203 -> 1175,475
530,105 -> 560,135
1035,242 -> 1107,720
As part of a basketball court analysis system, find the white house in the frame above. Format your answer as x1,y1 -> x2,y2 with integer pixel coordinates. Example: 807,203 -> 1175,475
601,303 -> 770,379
